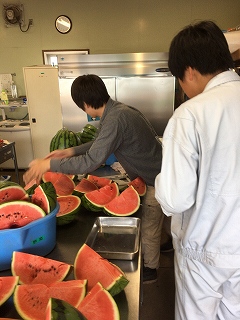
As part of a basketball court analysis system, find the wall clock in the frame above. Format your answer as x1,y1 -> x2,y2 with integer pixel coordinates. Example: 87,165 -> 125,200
55,15 -> 72,34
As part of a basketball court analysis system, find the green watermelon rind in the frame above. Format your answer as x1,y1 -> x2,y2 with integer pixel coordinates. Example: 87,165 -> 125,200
32,182 -> 57,214
56,195 -> 81,226
81,195 -> 103,212
50,127 -> 79,152
51,298 -> 87,320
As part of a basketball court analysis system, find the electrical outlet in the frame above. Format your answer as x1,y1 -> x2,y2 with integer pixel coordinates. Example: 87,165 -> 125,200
29,19 -> 33,26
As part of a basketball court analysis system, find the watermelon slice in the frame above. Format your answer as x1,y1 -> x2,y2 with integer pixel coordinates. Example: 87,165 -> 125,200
11,251 -> 71,285
42,172 -> 75,196
47,298 -> 87,320
24,179 -> 38,195
0,276 -> 19,306
0,201 -> 46,230
49,279 -> 87,307
104,186 -> 140,216
56,195 -> 81,225
14,281 -> 87,320
81,182 -> 119,212
74,244 -> 129,296
78,282 -> 120,320
73,178 -> 98,197
14,283 -> 49,320
128,176 -> 147,196
87,174 -> 112,188
31,182 -> 57,214
0,181 -> 28,204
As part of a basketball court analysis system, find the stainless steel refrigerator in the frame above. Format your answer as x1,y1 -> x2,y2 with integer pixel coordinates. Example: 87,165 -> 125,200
24,53 -> 175,158
58,52 -> 175,136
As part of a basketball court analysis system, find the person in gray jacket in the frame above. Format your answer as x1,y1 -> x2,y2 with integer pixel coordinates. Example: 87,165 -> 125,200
23,74 -> 170,283
155,20 -> 240,319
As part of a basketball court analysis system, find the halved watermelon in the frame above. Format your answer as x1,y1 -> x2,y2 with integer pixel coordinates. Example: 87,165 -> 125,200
0,201 -> 46,230
104,186 -> 140,216
74,244 -> 129,296
56,195 -> 81,225
128,176 -> 147,196
11,251 -> 71,285
42,172 -> 75,196
0,181 -> 28,204
73,178 -> 98,197
0,276 -> 19,306
31,182 -> 57,214
47,298 -> 87,320
81,182 -> 119,212
78,282 -> 120,320
87,174 -> 112,188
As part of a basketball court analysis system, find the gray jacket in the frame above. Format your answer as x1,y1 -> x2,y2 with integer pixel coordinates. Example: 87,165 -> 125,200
51,98 -> 162,186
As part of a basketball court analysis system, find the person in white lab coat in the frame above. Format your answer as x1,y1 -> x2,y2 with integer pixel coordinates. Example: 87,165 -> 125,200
155,20 -> 240,319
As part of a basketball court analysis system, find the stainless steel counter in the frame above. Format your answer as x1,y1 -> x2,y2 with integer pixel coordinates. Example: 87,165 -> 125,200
0,206 -> 142,319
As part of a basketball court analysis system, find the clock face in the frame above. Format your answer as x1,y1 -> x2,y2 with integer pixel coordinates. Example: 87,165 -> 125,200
55,15 -> 72,34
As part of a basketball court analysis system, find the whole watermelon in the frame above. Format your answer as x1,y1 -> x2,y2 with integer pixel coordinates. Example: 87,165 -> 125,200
50,127 -> 79,152
79,124 -> 98,144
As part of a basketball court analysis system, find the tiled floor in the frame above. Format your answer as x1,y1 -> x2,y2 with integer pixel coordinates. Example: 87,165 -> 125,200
1,168 -> 176,320
140,250 -> 175,320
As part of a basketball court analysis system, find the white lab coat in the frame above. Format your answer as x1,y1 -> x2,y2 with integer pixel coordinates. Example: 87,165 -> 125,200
155,70 -> 240,319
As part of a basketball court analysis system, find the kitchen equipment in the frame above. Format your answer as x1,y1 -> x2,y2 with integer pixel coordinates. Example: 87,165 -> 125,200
23,53 -> 175,159
58,52 -> 175,136
0,203 -> 59,271
0,119 -> 33,169
23,66 -> 63,159
85,216 -> 141,260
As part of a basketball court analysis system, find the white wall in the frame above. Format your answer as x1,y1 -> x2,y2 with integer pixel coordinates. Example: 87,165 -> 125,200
0,0 -> 239,96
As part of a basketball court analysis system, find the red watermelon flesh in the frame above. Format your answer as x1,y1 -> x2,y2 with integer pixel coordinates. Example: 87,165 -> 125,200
42,172 -> 75,196
49,279 -> 87,307
14,284 -> 49,320
104,186 -> 140,217
87,174 -> 112,188
0,276 -> 19,306
74,178 -> 98,196
14,281 -> 87,320
74,244 -> 129,296
11,251 -> 71,285
128,176 -> 147,196
0,182 -> 27,205
0,201 -> 46,230
78,282 -> 120,320
82,182 -> 119,212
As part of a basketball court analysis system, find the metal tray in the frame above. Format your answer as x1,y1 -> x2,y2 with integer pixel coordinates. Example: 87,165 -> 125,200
85,217 -> 141,260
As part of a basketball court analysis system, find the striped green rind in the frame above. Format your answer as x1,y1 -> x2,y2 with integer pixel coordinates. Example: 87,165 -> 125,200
50,128 -> 79,152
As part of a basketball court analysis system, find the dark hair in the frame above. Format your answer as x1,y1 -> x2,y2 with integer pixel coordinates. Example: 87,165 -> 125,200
71,74 -> 110,110
168,20 -> 234,80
